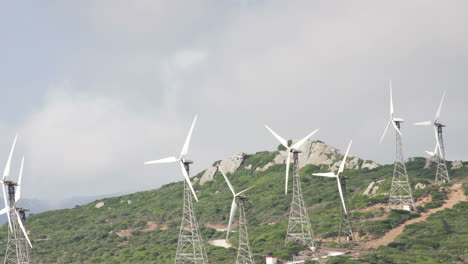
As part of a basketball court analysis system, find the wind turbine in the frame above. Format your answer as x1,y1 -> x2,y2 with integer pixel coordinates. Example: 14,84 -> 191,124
264,125 -> 319,249
379,83 -> 415,210
0,135 -> 17,232
14,157 -> 33,248
145,115 -> 199,201
264,126 -> 318,194
144,115 -> 208,264
312,140 -> 355,242
414,91 -> 450,182
1,136 -> 33,264
219,166 -> 254,264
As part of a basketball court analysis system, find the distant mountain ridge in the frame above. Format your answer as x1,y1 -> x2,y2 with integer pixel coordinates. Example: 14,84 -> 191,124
0,193 -> 124,225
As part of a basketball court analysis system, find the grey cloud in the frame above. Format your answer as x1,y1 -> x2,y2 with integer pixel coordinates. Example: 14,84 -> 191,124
1,1 -> 467,200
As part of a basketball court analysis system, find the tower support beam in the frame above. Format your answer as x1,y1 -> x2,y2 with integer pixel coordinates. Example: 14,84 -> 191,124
236,197 -> 254,264
435,125 -> 450,183
175,165 -> 208,264
286,152 -> 317,249
3,183 -> 32,264
338,176 -> 354,242
388,122 -> 415,210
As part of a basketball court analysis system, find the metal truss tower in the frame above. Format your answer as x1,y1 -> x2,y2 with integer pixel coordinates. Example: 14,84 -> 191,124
338,176 -> 355,242
236,197 -> 254,264
435,124 -> 450,183
175,163 -> 208,264
286,151 -> 317,249
388,122 -> 415,210
3,182 -> 32,264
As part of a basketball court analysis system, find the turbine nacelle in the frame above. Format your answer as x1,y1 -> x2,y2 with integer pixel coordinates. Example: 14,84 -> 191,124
182,159 -> 194,165
392,118 -> 404,123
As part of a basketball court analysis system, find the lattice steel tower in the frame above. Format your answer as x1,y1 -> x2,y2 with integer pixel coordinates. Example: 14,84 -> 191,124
338,175 -> 355,242
434,124 -> 449,182
3,181 -> 32,264
286,151 -> 317,249
388,122 -> 415,210
235,196 -> 254,264
175,163 -> 208,264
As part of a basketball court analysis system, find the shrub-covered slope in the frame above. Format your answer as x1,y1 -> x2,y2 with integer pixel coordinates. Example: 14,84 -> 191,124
0,149 -> 466,264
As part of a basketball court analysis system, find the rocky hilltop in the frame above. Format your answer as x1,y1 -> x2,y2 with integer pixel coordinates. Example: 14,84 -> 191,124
198,140 -> 380,184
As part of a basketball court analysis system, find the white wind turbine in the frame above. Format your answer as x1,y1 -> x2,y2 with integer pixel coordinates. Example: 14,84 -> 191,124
414,91 -> 450,182
219,166 -> 255,264
0,136 -> 32,248
312,140 -> 352,216
312,140 -> 355,241
379,82 -> 415,209
219,166 -> 254,239
414,91 -> 446,159
264,126 -> 318,194
144,115 -> 199,201
0,135 -> 18,231
379,83 -> 403,144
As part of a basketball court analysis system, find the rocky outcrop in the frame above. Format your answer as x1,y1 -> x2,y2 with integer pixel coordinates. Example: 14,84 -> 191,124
199,140 -> 380,185
451,160 -> 463,169
95,202 -> 104,208
362,160 -> 380,170
272,140 -> 379,172
414,183 -> 427,189
219,152 -> 245,174
200,166 -> 218,185
200,153 -> 246,185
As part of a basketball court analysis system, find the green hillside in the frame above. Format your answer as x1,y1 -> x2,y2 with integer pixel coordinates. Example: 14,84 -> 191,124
1,148 -> 466,263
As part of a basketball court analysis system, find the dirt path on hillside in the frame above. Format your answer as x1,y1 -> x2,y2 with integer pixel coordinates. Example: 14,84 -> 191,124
362,184 -> 466,249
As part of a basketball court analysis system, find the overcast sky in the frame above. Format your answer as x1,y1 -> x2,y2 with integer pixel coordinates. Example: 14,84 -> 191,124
0,1 -> 467,200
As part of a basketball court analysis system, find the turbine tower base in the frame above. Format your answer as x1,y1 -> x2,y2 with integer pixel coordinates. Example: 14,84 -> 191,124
286,152 -> 317,249
175,180 -> 208,264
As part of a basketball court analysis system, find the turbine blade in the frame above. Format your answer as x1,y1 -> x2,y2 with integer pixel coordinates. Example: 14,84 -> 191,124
265,125 -> 288,148
3,135 -> 18,180
379,121 -> 391,144
2,186 -> 12,232
434,126 -> 443,159
291,129 -> 319,150
236,186 -> 255,196
285,151 -> 291,195
0,207 -> 6,215
179,161 -> 198,202
435,90 -> 446,121
180,115 -> 198,158
15,157 -> 24,203
414,121 -> 433,126
15,210 -> 32,248
425,151 -> 435,157
336,177 -> 348,215
312,172 -> 337,178
219,166 -> 236,196
226,198 -> 237,240
391,120 -> 402,136
338,140 -> 352,174
144,156 -> 178,165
